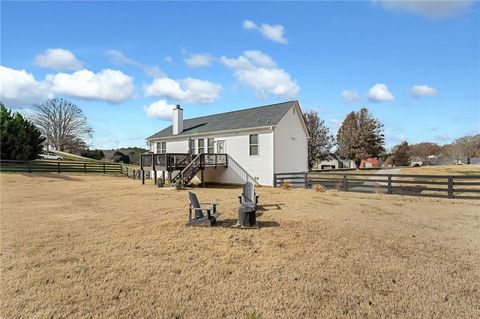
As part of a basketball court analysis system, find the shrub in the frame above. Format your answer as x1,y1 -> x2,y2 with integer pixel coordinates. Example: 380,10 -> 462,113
80,149 -> 105,160
280,180 -> 290,190
334,181 -> 343,191
313,184 -> 326,192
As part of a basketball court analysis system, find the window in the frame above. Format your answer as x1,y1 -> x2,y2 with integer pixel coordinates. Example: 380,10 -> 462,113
156,142 -> 167,154
198,139 -> 205,154
207,138 -> 214,154
189,139 -> 196,154
249,134 -> 258,155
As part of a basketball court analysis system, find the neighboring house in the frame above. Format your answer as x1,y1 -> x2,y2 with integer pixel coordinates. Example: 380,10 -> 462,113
315,154 -> 355,170
360,157 -> 380,168
145,101 -> 309,186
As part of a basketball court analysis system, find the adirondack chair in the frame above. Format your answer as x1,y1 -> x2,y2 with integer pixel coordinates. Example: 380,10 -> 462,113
238,182 -> 259,207
187,192 -> 220,226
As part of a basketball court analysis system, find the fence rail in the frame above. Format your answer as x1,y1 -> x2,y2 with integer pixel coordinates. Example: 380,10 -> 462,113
274,171 -> 480,199
0,160 -> 122,174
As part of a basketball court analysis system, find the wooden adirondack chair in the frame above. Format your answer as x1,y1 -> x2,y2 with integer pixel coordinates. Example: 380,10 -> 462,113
238,182 -> 259,207
187,192 -> 220,226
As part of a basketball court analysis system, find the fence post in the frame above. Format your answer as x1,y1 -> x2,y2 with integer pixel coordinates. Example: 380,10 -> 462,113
57,162 -> 61,173
343,174 -> 348,191
84,163 -> 87,173
304,172 -> 308,188
28,161 -> 32,173
447,176 -> 454,199
103,163 -> 106,174
387,175 -> 392,194
142,170 -> 145,184
273,174 -> 277,187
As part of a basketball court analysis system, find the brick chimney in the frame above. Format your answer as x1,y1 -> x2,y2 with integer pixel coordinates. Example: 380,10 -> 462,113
172,105 -> 183,135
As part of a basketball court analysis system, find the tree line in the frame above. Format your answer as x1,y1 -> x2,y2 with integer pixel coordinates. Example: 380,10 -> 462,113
304,108 -> 479,169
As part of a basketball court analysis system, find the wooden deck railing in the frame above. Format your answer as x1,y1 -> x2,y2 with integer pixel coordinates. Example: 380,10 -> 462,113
274,171 -> 480,199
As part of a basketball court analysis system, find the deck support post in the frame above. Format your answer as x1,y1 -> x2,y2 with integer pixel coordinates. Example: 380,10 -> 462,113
273,174 -> 277,187
201,169 -> 204,188
304,172 -> 308,189
343,174 -> 348,191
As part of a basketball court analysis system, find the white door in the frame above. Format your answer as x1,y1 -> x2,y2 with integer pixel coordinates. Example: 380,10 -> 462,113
217,140 -> 226,153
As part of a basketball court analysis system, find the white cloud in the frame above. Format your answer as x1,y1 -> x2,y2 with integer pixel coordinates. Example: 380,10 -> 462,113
220,50 -> 299,98
341,90 -> 360,102
107,49 -> 164,78
375,0 -> 474,19
0,66 -> 52,107
368,83 -> 394,102
411,84 -> 438,98
1,65 -> 134,106
35,48 -> 83,70
184,54 -> 214,68
242,20 -> 257,30
144,77 -> 222,104
164,56 -> 173,63
242,19 -> 288,44
46,69 -> 134,103
144,99 -> 176,120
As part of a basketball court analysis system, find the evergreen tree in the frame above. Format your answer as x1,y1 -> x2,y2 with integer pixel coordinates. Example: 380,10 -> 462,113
336,108 -> 385,167
0,103 -> 45,160
393,141 -> 411,166
304,111 -> 334,170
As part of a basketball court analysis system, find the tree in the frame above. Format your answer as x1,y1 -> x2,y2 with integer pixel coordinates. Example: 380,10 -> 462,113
304,111 -> 334,169
454,135 -> 480,162
81,149 -> 105,160
410,142 -> 441,160
112,151 -> 130,164
31,98 -> 92,152
336,108 -> 385,167
392,141 -> 411,166
0,103 -> 45,160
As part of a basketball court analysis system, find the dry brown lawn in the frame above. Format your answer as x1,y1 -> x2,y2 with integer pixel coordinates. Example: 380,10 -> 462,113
1,173 -> 480,318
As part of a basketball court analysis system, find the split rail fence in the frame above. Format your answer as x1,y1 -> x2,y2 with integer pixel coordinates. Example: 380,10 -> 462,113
274,171 -> 480,199
0,160 -> 122,174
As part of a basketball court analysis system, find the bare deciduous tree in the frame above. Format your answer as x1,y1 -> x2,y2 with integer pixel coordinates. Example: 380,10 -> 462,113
31,98 -> 92,152
304,111 -> 334,170
454,135 -> 480,160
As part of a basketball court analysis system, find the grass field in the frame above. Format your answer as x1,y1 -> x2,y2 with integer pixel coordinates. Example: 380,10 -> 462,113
399,164 -> 480,176
1,173 -> 480,318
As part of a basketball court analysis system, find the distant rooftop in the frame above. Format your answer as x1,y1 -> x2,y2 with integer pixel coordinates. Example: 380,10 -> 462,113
147,100 -> 298,140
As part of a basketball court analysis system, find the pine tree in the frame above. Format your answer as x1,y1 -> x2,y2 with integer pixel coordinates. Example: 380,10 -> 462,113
0,103 -> 45,160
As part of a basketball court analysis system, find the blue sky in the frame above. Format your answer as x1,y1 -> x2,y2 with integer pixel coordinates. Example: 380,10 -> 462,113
1,1 -> 479,150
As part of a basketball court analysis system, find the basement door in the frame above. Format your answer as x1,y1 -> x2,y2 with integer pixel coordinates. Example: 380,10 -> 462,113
217,140 -> 226,153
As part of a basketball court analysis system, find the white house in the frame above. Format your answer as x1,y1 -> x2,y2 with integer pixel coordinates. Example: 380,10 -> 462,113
145,100 -> 309,186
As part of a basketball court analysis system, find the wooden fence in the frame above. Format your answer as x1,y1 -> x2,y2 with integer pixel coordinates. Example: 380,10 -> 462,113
273,171 -> 480,199
0,160 -> 122,174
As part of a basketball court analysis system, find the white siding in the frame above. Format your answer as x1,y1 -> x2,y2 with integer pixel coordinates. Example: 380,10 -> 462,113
273,105 -> 308,174
148,129 -> 274,186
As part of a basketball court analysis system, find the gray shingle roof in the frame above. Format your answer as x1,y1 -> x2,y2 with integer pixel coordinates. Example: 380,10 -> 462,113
147,100 -> 298,140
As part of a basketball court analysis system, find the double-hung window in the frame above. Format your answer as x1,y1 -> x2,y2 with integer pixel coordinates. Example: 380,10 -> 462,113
198,139 -> 205,154
156,142 -> 167,154
249,134 -> 259,156
207,138 -> 214,154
